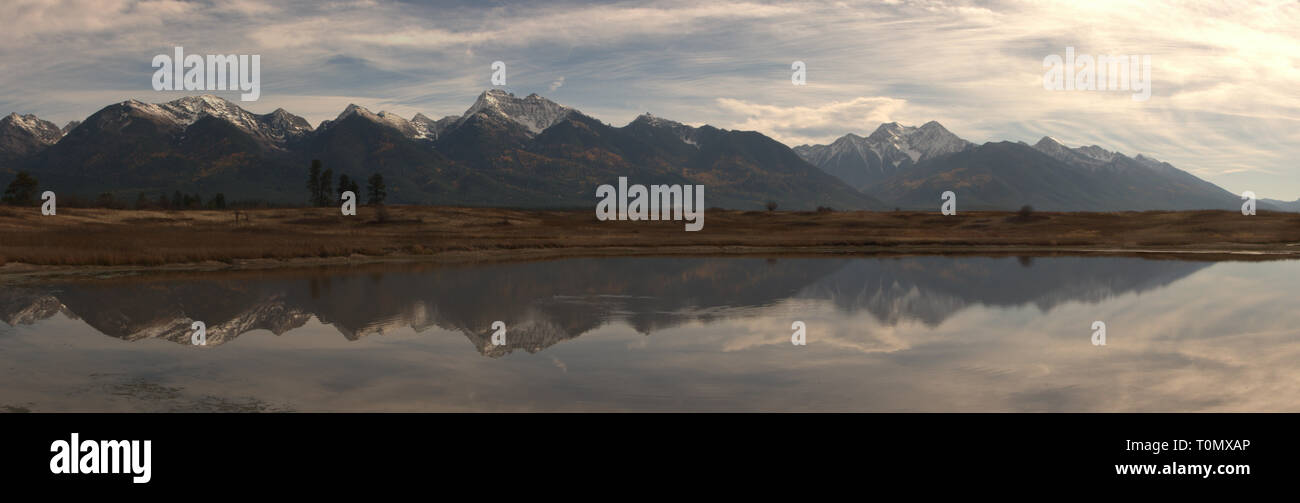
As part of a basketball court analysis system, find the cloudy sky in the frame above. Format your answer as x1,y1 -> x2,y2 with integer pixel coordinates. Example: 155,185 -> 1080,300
2,0 -> 1297,198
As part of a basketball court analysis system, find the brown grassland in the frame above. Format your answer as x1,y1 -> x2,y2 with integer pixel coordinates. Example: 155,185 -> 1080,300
1,205 -> 1299,278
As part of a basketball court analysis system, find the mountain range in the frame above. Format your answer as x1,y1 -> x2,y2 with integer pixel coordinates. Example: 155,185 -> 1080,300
795,123 -> 1296,212
1,91 -> 1291,211
0,91 -> 876,210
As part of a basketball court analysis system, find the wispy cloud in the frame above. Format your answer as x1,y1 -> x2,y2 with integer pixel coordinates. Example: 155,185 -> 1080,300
0,0 -> 1297,198
714,96 -> 908,146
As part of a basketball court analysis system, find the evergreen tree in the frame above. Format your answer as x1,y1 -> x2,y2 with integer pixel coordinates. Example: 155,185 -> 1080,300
307,159 -> 323,206
366,173 -> 386,206
1,171 -> 39,205
320,169 -> 334,206
338,174 -> 352,200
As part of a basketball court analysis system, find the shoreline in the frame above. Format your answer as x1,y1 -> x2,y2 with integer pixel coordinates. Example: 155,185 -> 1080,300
2,206 -> 1299,282
3,244 -> 1298,283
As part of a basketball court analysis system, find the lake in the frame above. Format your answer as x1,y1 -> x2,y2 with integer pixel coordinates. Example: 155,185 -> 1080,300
1,255 -> 1297,412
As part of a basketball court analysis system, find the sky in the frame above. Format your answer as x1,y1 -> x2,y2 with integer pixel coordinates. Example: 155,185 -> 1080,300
1,0 -> 1297,199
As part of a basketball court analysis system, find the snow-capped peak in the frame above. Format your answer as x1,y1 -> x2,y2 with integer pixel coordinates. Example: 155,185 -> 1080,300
326,104 -> 433,138
161,95 -> 251,126
859,121 -> 971,163
867,121 -> 910,140
632,112 -> 681,128
335,103 -> 376,122
462,89 -> 573,134
100,95 -> 314,143
1031,136 -> 1123,167
1033,136 -> 1072,159
793,120 -> 973,189
630,112 -> 701,146
1074,145 -> 1117,163
1,112 -> 63,145
1037,136 -> 1065,146
410,113 -> 458,140
376,110 -> 418,137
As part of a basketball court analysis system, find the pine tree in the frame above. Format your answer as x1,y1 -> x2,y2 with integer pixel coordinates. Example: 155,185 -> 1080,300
366,173 -> 386,206
338,174 -> 352,200
320,169 -> 334,206
307,159 -> 323,206
1,171 -> 39,205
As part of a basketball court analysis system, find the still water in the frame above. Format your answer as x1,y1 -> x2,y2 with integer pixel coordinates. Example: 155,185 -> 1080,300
1,256 -> 1297,412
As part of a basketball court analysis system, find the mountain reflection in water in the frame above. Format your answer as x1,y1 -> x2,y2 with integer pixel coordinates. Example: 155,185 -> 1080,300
2,256 -> 1297,412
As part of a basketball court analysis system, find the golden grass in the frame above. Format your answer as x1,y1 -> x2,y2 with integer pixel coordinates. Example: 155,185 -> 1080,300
0,206 -> 1298,267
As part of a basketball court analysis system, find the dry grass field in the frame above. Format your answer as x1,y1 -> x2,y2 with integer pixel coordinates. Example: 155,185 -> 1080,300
1,205 -> 1299,271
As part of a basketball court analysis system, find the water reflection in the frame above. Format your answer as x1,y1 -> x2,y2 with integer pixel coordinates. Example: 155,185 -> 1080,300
0,256 -> 1296,412
0,257 -> 1210,351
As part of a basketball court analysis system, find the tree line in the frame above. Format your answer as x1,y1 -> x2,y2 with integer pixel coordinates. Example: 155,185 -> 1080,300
307,159 -> 385,207
1,172 -> 232,209
2,160 -> 388,208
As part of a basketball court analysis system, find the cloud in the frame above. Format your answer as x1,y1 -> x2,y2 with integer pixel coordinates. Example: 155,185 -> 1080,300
0,0 -> 1297,197
713,96 -> 908,146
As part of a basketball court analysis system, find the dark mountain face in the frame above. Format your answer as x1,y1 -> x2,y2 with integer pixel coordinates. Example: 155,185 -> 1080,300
677,125 -> 881,209
24,100 -> 300,200
1028,137 -> 1240,210
300,112 -> 467,205
0,113 -> 64,171
7,91 -> 875,209
32,101 -> 189,182
425,93 -> 882,209
867,141 -> 1114,211
865,140 -> 1244,212
799,123 -> 1271,212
